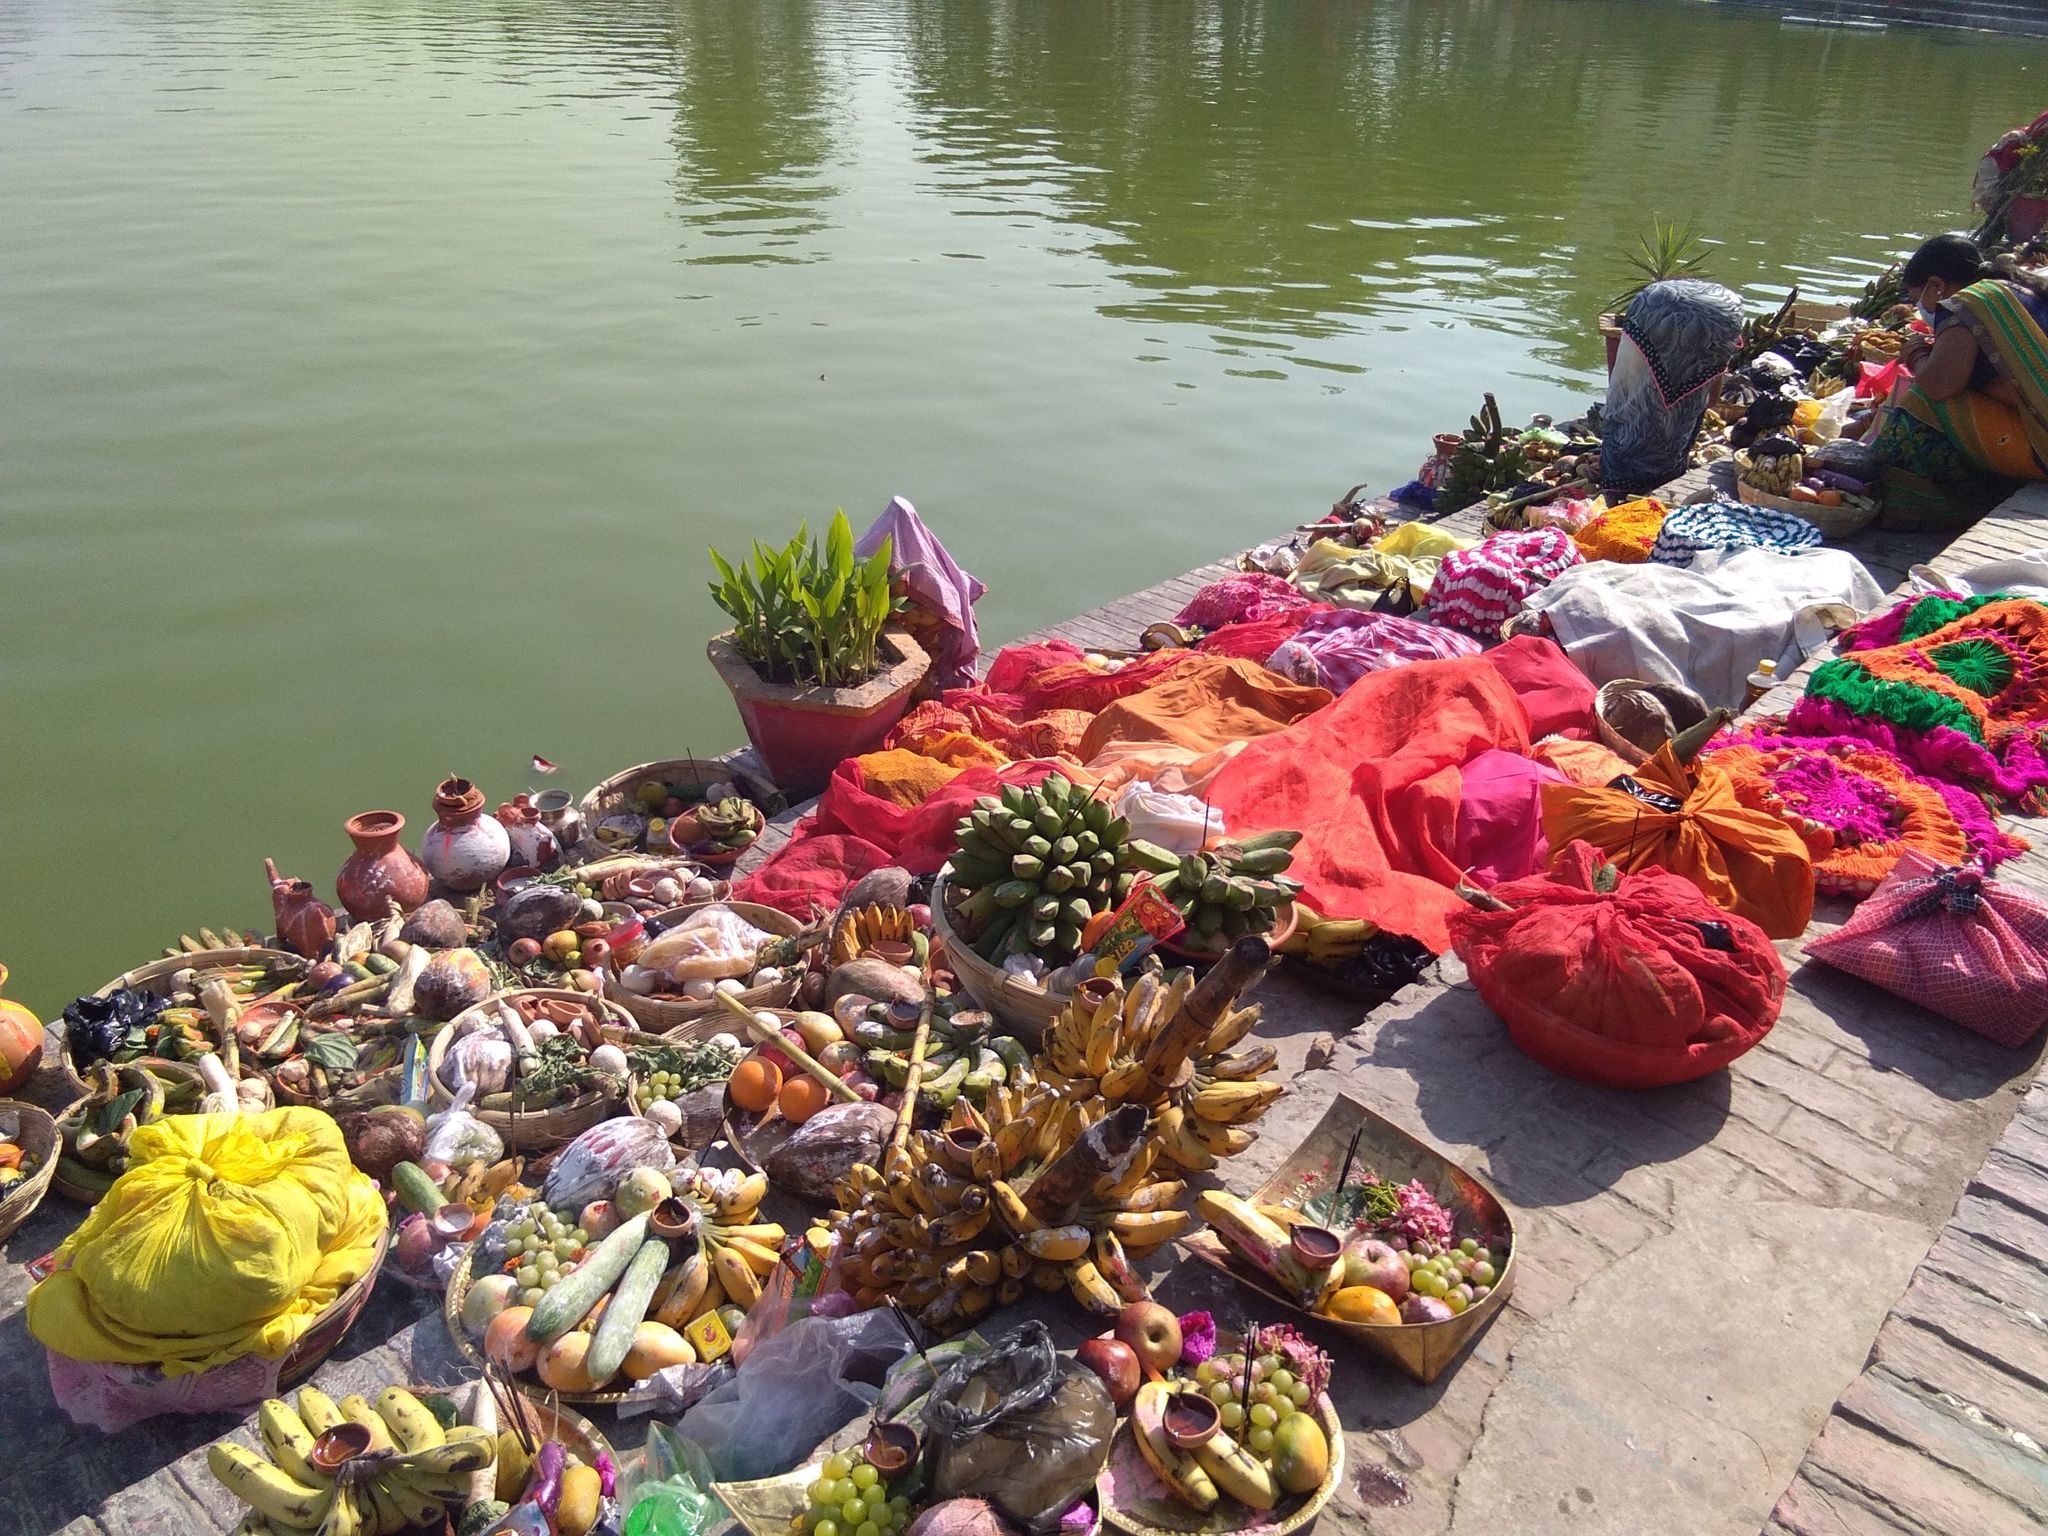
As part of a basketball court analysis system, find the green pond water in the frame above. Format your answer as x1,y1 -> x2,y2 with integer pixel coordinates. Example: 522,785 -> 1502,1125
2,0 -> 2042,1011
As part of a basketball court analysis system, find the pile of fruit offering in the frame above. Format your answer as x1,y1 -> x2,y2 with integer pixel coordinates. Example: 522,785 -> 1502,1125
206,1383 -> 498,1536
1132,1325 -> 1332,1516
789,1451 -> 919,1536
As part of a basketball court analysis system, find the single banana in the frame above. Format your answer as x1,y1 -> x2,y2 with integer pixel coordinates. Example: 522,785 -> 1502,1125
206,1441 -> 333,1532
354,1475 -> 408,1536
1019,1223 -> 1092,1262
313,1477 -> 368,1536
1109,1207 -> 1193,1245
653,1250 -> 709,1328
337,1396 -> 395,1453
372,1387 -> 443,1452
389,1437 -> 497,1479
1131,1382 -> 1219,1511
711,1242 -> 762,1307
1065,1257 -> 1121,1317
258,1398 -> 326,1487
715,1170 -> 767,1218
295,1387 -> 345,1436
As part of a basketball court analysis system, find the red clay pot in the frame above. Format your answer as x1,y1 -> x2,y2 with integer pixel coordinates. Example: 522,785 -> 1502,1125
707,627 -> 929,798
265,858 -> 337,958
336,810 -> 431,920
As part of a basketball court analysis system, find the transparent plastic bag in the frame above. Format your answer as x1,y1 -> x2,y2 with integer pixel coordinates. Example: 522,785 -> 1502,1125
621,1422 -> 725,1536
672,1310 -> 911,1481
730,1228 -> 860,1366
1113,781 -> 1222,854
924,1322 -> 1116,1534
422,1083 -> 504,1167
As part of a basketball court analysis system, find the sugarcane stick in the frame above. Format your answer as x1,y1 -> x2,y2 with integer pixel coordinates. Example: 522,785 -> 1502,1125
887,994 -> 934,1159
1136,936 -> 1270,1101
715,992 -> 859,1104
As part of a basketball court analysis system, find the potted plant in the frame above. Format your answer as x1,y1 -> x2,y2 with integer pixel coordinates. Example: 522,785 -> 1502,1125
706,510 -> 930,795
1600,216 -> 1713,369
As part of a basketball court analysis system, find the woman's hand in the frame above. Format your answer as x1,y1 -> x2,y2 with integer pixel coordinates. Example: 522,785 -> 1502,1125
1899,333 -> 1933,371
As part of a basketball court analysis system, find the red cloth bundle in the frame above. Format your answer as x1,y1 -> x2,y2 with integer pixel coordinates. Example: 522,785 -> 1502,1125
1805,850 -> 2048,1048
1448,840 -> 1785,1088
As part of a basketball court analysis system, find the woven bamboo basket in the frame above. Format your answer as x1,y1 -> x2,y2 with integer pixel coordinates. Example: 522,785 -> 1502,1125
50,947 -> 307,1104
930,868 -> 1068,1045
51,1056 -> 213,1205
1594,678 -> 1712,767
428,990 -> 632,1150
1733,460 -> 1880,539
443,1243 -> 655,1407
577,758 -> 778,859
1098,1393 -> 1344,1536
43,1221 -> 390,1409
610,901 -> 806,1038
0,1099 -> 60,1241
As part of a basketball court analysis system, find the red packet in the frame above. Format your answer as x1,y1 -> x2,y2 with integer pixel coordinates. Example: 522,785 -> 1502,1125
1082,882 -> 1184,977
26,1250 -> 59,1283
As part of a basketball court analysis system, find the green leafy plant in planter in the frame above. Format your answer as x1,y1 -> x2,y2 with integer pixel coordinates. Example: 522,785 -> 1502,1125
1607,215 -> 1714,316
708,510 -> 903,687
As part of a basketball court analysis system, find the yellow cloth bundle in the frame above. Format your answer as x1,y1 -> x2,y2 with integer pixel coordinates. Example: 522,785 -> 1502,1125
1571,498 -> 1668,563
27,1107 -> 386,1376
1292,523 -> 1473,609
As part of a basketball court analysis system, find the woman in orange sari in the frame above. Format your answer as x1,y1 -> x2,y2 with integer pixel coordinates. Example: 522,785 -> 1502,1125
1875,234 -> 2048,523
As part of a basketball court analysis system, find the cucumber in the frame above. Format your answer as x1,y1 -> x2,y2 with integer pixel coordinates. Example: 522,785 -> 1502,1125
584,1237 -> 671,1386
525,1213 -> 651,1342
391,1160 -> 446,1217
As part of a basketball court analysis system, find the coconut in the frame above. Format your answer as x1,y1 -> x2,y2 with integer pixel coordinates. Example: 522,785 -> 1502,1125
497,884 -> 583,945
337,1104 -> 427,1181
399,898 -> 468,950
415,947 -> 494,1021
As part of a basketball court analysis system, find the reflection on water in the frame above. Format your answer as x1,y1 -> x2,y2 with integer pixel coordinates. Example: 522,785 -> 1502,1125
0,0 -> 2042,1010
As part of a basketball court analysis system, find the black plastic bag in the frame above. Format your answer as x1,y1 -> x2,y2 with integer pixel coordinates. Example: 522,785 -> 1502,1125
923,1322 -> 1114,1534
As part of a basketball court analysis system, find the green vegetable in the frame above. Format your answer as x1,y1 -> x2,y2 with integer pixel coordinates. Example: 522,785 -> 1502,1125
391,1161 -> 446,1216
526,1213 -> 651,1342
707,510 -> 902,689
585,1237 -> 672,1385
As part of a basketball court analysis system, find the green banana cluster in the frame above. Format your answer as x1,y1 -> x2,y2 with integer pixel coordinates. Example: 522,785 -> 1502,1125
948,775 -> 1133,964
1125,831 -> 1302,950
852,1004 -> 1034,1110
692,796 -> 761,852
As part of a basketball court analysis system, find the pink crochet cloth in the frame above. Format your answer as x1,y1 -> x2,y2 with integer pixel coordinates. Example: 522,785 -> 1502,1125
1173,574 -> 1312,631
1424,528 -> 1582,636
47,1346 -> 286,1433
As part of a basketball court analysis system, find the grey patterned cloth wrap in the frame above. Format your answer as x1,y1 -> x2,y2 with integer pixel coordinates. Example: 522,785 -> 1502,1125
1602,278 -> 1745,495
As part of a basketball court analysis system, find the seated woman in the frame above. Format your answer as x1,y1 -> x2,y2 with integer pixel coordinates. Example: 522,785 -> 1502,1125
1874,234 -> 2048,523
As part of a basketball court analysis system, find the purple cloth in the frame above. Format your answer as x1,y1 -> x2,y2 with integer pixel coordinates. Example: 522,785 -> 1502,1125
1267,609 -> 1483,694
856,496 -> 986,689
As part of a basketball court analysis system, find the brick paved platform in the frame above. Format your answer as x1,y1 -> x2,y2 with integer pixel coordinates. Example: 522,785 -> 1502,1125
6,484 -> 2048,1536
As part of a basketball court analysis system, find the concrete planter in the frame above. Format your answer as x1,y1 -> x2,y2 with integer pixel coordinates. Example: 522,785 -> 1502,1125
708,627 -> 931,797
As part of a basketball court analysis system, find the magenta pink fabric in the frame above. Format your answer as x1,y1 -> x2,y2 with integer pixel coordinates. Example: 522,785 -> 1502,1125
1454,749 -> 1569,887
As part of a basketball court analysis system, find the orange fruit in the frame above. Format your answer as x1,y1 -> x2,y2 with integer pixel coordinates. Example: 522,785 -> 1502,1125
1324,1285 -> 1402,1326
537,1330 -> 603,1392
777,1072 -> 830,1125
484,1306 -> 541,1372
728,1055 -> 782,1113
623,1321 -> 696,1380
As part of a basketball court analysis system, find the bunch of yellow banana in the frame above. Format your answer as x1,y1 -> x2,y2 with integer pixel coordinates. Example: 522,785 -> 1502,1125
209,1386 -> 495,1536
829,904 -> 924,967
636,1165 -> 777,1322
1027,966 -> 1283,1176
438,1156 -> 529,1217
1277,903 -> 1377,966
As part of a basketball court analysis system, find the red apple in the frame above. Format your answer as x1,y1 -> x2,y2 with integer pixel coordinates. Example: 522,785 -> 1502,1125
1075,1336 -> 1141,1407
1113,1301 -> 1183,1374
1345,1240 -> 1411,1304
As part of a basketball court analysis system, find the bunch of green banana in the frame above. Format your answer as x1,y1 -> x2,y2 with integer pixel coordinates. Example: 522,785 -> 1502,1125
946,775 -> 1132,964
1124,831 -> 1302,951
693,796 -> 762,852
856,1021 -> 1033,1111
207,1385 -> 495,1536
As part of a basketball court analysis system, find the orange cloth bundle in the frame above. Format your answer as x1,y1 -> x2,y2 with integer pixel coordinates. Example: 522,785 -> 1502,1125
848,748 -> 963,809
1076,656 -> 1331,761
1572,498 -> 1668,564
1540,742 -> 1815,938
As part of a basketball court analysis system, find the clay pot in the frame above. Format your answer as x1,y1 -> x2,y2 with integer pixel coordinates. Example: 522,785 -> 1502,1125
420,778 -> 512,894
498,795 -> 561,872
265,859 -> 337,959
533,789 -> 584,854
337,810 -> 430,921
